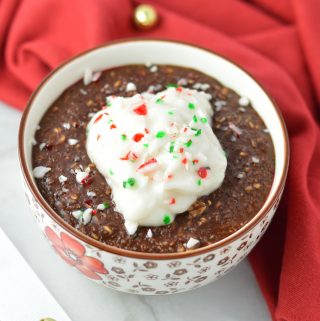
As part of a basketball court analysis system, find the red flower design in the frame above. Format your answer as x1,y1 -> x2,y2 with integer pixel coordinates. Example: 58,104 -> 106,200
45,227 -> 108,280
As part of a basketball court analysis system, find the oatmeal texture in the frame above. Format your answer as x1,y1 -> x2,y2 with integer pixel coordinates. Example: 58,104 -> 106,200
32,64 -> 275,253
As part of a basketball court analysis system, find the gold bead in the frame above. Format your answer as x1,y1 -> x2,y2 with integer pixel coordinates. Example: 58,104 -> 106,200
133,4 -> 159,30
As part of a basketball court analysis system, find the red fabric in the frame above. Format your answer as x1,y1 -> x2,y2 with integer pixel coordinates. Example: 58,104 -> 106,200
1,0 -> 320,319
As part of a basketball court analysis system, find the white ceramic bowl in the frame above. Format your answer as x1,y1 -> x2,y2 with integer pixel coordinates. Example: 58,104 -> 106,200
19,39 -> 289,295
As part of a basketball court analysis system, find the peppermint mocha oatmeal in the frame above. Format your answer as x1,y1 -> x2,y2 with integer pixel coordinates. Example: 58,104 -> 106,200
32,64 -> 275,253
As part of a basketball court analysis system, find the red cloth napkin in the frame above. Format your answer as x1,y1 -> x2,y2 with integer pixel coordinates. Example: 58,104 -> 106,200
1,0 -> 319,319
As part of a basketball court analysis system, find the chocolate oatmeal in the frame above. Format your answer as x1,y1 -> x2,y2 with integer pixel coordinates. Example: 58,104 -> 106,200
32,64 -> 275,253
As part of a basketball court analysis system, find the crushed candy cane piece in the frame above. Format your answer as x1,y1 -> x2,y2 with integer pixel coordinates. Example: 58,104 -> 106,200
252,156 -> 260,163
126,82 -> 137,92
76,171 -> 89,184
91,71 -> 102,82
87,191 -> 96,197
72,210 -> 83,220
186,237 -> 200,249
33,166 -> 51,178
239,96 -> 250,106
97,203 -> 109,210
68,138 -> 79,146
229,122 -> 242,136
146,229 -> 153,238
125,221 -> 138,235
81,208 -> 93,225
63,122 -> 71,129
58,175 -> 68,183
83,68 -> 93,85
150,65 -> 158,72
39,143 -> 46,151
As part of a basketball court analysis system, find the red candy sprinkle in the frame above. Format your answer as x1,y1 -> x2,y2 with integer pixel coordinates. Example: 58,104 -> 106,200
133,104 -> 147,115
167,174 -> 173,180
120,151 -> 138,161
181,158 -> 187,165
137,158 -> 158,171
84,199 -> 93,207
110,124 -> 116,129
92,209 -> 97,215
120,151 -> 130,160
94,114 -> 104,123
193,159 -> 199,164
133,133 -> 144,142
169,197 -> 176,205
179,148 -> 184,153
145,128 -> 150,134
81,176 -> 93,186
176,87 -> 183,92
198,167 -> 208,179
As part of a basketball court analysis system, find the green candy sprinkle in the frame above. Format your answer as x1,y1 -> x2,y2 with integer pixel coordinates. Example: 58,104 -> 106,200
168,111 -> 174,115
123,177 -> 136,188
188,103 -> 195,110
156,98 -> 164,104
143,143 -> 149,148
108,119 -> 113,124
200,117 -> 208,123
109,169 -> 114,176
166,83 -> 178,88
156,131 -> 166,138
121,134 -> 127,141
103,202 -> 109,209
107,102 -> 112,107
195,129 -> 202,136
163,215 -> 171,225
197,179 -> 202,186
193,115 -> 198,122
169,145 -> 174,153
127,177 -> 136,187
185,140 -> 192,148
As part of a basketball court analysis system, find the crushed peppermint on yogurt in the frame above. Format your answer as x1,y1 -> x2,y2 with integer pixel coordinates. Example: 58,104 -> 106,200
86,87 -> 227,235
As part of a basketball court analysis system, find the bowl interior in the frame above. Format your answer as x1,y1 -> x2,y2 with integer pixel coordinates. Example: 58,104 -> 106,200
21,40 -> 287,246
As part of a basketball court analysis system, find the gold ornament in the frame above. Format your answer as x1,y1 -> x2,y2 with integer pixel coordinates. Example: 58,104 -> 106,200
133,4 -> 159,30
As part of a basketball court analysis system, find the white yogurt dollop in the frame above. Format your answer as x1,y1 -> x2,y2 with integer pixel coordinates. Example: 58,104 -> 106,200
86,87 -> 227,234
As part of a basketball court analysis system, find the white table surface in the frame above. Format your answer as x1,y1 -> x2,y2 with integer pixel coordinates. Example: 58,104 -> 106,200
0,101 -> 270,321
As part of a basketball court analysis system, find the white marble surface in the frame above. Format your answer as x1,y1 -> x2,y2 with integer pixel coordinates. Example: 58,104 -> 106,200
0,101 -> 270,321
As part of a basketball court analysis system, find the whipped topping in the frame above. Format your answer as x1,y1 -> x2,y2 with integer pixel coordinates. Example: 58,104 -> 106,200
86,87 -> 227,234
